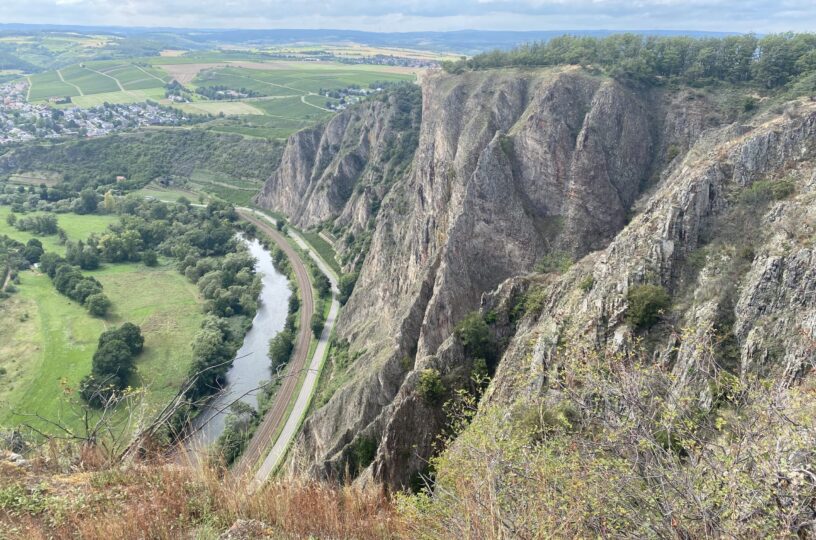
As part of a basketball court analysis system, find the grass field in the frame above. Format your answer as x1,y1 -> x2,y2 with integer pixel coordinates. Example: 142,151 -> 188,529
200,115 -> 318,140
135,185 -> 212,203
0,262 -> 205,434
0,207 -> 120,255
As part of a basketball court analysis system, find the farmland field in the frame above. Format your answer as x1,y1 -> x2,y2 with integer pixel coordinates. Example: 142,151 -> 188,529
27,71 -> 81,100
28,61 -> 168,103
60,64 -> 121,94
25,56 -> 419,139
188,63 -> 415,96
69,88 -> 166,108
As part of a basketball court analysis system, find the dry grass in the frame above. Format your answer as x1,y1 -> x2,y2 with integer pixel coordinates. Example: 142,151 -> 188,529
0,457 -> 407,539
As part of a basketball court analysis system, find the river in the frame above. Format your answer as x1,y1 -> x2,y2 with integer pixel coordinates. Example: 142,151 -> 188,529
189,237 -> 291,448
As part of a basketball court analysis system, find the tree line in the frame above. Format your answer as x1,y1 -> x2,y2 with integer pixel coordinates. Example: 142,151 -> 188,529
443,33 -> 816,89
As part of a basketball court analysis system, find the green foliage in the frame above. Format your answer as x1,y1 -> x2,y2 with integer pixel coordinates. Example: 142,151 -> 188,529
50,260 -> 104,311
535,250 -> 573,274
578,275 -> 595,292
313,271 -> 331,299
738,178 -> 795,206
22,238 -> 43,265
625,284 -> 671,329
349,436 -> 378,476
12,214 -> 59,236
268,328 -> 295,372
454,312 -> 493,361
84,292 -> 111,317
185,316 -> 240,402
142,249 -> 158,267
311,310 -> 326,339
443,33 -> 816,90
417,368 -> 446,404
511,283 -> 548,322
80,323 -> 144,406
4,130 -> 282,194
338,272 -> 358,305
212,401 -> 258,466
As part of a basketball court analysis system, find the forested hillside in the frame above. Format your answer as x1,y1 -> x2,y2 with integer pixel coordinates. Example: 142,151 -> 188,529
0,131 -> 282,192
445,33 -> 816,92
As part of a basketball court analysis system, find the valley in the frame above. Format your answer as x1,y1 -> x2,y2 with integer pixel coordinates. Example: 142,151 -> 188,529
1,25 -> 816,540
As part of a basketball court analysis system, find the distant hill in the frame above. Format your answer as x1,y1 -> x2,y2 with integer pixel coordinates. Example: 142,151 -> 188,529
0,24 -> 739,54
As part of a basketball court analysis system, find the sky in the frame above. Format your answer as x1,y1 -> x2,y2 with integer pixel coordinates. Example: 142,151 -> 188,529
0,0 -> 813,33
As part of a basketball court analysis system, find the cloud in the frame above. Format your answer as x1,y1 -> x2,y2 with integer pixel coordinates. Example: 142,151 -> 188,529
0,0 -> 813,32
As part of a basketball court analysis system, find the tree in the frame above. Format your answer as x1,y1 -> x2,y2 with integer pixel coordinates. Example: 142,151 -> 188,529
314,272 -> 331,299
99,323 -> 144,355
268,328 -> 295,371
102,190 -> 117,213
455,312 -> 492,360
77,189 -> 98,214
85,293 -> 112,317
23,238 -> 43,264
38,252 -> 64,278
311,311 -> 325,339
91,338 -> 135,388
417,368 -> 445,404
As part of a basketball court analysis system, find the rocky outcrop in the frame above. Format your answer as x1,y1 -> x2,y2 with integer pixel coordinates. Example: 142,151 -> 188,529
254,86 -> 421,270
486,102 -> 816,410
255,67 -> 730,488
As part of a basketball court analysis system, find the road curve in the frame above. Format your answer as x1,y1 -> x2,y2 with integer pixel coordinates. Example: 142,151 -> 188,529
231,209 -> 315,479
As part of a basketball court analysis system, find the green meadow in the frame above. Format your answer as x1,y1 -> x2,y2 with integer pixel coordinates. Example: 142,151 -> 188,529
0,263 -> 204,434
0,211 -> 205,434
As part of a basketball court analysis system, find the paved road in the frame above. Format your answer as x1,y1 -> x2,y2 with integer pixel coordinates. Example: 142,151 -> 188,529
231,209 -> 316,479
232,209 -> 340,486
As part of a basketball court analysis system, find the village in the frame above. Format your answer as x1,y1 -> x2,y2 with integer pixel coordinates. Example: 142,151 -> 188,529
0,80 -> 199,145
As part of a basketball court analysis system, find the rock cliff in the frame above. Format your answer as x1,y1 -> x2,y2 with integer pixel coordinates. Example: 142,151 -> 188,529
255,68 -> 815,489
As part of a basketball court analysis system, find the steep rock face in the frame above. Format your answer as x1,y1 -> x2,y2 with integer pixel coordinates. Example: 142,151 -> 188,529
262,68 -> 715,487
254,88 -> 421,271
486,103 -> 816,411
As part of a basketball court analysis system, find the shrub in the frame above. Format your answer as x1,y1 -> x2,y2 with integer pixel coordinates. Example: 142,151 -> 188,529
417,368 -> 445,404
349,436 -> 378,475
578,275 -> 594,292
142,250 -> 158,267
454,312 -> 492,359
338,272 -> 358,305
625,284 -> 671,329
535,250 -> 573,274
739,179 -> 795,206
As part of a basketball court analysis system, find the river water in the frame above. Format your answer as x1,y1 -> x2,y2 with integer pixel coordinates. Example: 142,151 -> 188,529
190,237 -> 291,448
